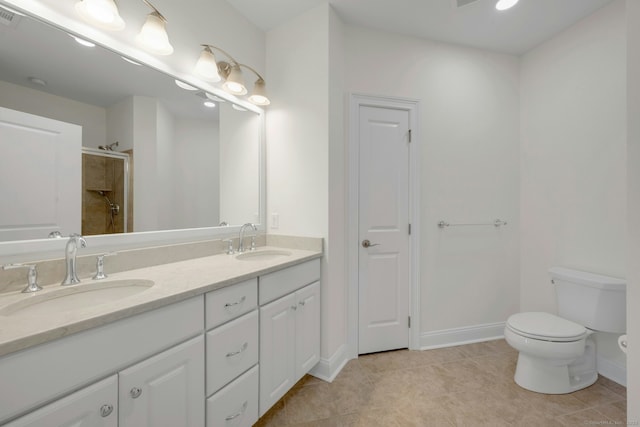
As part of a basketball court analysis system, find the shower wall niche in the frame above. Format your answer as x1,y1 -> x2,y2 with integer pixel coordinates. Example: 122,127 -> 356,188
81,148 -> 130,235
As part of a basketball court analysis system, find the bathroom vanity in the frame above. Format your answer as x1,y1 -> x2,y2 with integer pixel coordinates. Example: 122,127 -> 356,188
0,247 -> 321,426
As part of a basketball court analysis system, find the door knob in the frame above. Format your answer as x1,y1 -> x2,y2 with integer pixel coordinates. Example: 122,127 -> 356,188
362,239 -> 380,248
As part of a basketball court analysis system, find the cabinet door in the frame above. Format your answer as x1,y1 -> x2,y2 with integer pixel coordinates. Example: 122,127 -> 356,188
295,281 -> 321,381
119,335 -> 204,427
5,375 -> 117,427
259,293 -> 296,416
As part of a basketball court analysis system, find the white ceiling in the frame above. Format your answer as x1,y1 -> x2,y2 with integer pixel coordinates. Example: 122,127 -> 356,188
225,0 -> 615,55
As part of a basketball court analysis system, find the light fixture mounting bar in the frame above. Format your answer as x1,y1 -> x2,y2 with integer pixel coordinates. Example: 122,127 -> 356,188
141,0 -> 167,21
201,44 -> 239,65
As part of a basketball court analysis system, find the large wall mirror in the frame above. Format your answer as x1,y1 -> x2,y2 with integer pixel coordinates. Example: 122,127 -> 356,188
0,5 -> 265,256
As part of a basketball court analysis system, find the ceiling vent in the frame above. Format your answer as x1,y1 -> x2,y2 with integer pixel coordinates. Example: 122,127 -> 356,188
0,6 -> 21,28
455,0 -> 480,7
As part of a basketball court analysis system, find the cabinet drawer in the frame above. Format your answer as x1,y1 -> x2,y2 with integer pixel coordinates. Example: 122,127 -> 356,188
206,310 -> 258,396
206,278 -> 257,329
206,365 -> 258,427
259,259 -> 320,305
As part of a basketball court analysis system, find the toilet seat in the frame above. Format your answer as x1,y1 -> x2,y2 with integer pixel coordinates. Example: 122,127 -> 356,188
506,312 -> 587,342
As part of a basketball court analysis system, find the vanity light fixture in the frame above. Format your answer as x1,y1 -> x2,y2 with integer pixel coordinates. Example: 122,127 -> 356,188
136,0 -> 173,55
194,44 -> 270,106
75,0 -> 125,31
495,0 -> 519,11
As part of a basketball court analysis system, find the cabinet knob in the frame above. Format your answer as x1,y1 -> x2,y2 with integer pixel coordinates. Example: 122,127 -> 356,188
291,305 -> 297,311
299,301 -> 306,306
130,387 -> 142,399
100,404 -> 114,417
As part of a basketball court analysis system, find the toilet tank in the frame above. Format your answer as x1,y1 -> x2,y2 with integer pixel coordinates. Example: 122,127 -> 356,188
550,267 -> 626,333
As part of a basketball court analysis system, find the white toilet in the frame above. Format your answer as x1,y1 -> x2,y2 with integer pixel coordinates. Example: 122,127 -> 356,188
504,267 -> 626,394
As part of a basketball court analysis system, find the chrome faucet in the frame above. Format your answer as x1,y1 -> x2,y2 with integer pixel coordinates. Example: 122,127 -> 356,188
62,234 -> 87,285
238,223 -> 257,253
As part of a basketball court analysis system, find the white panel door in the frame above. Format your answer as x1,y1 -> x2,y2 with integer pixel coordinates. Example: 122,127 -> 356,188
0,107 -> 81,241
118,335 -> 205,427
295,281 -> 320,381
4,375 -> 117,427
259,293 -> 296,416
358,105 -> 410,354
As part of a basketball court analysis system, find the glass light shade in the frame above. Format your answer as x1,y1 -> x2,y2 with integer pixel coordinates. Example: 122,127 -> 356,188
136,12 -> 173,55
248,79 -> 270,106
75,0 -> 125,31
195,47 -> 221,82
495,0 -> 519,11
223,64 -> 247,95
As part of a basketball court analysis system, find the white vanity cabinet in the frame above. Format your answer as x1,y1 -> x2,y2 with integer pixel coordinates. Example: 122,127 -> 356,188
119,335 -> 204,427
4,376 -> 118,427
0,296 -> 204,426
259,260 -> 321,416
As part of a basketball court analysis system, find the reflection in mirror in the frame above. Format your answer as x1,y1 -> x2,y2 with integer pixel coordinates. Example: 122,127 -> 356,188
0,6 -> 263,244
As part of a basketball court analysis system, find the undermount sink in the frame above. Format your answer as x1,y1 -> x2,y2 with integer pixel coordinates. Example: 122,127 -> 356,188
0,279 -> 155,317
235,249 -> 292,261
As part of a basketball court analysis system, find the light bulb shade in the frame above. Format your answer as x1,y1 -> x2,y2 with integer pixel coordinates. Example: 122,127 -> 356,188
75,0 -> 125,30
223,64 -> 247,95
195,47 -> 221,82
136,12 -> 173,55
495,0 -> 519,10
248,78 -> 270,106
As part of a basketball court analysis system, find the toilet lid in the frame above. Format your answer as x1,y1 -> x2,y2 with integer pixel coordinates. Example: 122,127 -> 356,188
506,312 -> 587,342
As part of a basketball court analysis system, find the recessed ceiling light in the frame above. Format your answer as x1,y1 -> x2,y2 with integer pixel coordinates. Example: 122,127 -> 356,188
175,80 -> 197,91
205,92 -> 226,102
70,35 -> 96,47
204,101 -> 216,108
121,56 -> 142,66
28,76 -> 47,86
495,0 -> 519,11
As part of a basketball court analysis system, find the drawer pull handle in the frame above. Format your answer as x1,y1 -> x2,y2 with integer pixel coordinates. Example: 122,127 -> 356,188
130,387 -> 142,399
226,342 -> 248,358
224,296 -> 246,308
100,404 -> 114,417
225,401 -> 248,421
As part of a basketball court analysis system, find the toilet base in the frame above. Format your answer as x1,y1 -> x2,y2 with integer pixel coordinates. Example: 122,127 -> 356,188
514,337 -> 597,394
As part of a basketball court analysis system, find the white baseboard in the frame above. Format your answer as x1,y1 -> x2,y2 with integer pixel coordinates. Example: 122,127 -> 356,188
309,343 -> 350,383
420,322 -> 506,350
597,355 -> 627,386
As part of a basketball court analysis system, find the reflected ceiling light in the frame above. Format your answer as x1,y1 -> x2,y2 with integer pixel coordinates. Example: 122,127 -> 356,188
175,79 -> 198,90
136,0 -> 173,55
495,0 -> 519,11
28,76 -> 47,86
205,93 -> 226,102
70,34 -> 96,47
75,0 -> 125,31
121,56 -> 142,66
203,101 -> 216,108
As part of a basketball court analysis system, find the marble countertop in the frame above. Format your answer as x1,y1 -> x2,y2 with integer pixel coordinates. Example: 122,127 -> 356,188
0,246 -> 322,357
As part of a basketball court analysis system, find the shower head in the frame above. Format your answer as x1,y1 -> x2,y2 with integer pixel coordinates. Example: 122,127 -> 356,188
98,141 -> 119,151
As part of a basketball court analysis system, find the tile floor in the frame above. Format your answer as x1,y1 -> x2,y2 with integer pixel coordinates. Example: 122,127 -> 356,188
255,339 -> 627,426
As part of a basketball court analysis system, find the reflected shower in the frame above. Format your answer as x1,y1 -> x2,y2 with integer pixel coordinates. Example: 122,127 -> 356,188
92,190 -> 120,232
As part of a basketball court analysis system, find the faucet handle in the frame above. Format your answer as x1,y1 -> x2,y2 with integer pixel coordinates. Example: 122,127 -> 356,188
93,252 -> 117,280
3,263 -> 43,293
222,239 -> 235,255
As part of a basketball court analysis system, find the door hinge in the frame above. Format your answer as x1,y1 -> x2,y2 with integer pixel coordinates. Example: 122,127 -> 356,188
408,316 -> 411,328
408,129 -> 412,143
408,224 -> 411,235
